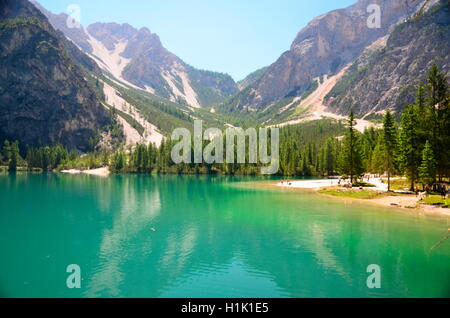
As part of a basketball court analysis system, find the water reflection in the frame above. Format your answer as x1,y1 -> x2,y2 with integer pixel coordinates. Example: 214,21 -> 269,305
85,176 -> 450,297
0,174 -> 449,298
84,176 -> 161,297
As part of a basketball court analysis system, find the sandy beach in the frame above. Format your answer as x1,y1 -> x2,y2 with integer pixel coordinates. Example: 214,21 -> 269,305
275,178 -> 450,216
276,178 -> 389,191
61,167 -> 110,177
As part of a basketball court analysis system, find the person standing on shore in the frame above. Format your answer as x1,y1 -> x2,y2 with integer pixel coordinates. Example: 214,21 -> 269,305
441,185 -> 447,200
425,185 -> 430,197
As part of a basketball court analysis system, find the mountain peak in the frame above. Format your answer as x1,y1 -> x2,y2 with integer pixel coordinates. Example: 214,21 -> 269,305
138,27 -> 152,35
87,22 -> 137,49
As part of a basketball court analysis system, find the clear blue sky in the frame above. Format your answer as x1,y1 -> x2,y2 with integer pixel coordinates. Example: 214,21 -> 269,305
38,0 -> 355,81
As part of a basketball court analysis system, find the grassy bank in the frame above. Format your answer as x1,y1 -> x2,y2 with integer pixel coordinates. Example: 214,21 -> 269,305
318,187 -> 389,199
422,196 -> 450,208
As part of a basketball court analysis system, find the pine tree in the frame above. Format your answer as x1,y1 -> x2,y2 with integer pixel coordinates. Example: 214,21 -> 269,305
338,110 -> 364,183
26,148 -> 34,169
322,138 -> 335,176
383,109 -> 397,191
8,141 -> 19,171
418,141 -> 436,187
2,140 -> 11,163
427,63 -> 448,108
426,64 -> 449,181
371,139 -> 386,175
360,127 -> 378,172
398,104 -> 422,191
111,151 -> 126,172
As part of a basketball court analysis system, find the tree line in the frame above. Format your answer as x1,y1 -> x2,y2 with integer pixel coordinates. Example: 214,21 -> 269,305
0,142 -> 74,172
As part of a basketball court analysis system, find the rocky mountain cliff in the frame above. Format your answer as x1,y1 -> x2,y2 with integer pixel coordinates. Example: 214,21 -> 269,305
35,4 -> 238,108
223,0 -> 433,113
0,0 -> 112,151
324,1 -> 450,117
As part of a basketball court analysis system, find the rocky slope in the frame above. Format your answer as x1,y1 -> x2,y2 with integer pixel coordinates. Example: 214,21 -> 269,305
31,1 -> 92,54
35,4 -> 238,108
0,0 -> 112,152
223,0 -> 432,113
324,1 -> 450,117
237,67 -> 269,91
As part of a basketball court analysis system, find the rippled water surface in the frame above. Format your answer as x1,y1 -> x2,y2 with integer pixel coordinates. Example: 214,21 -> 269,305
0,174 -> 449,298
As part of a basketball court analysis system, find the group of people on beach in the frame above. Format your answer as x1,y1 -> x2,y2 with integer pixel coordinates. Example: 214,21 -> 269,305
280,180 -> 292,186
416,184 -> 449,201
337,178 -> 353,188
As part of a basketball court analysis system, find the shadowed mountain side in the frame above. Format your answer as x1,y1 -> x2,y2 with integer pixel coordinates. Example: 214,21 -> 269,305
0,0 -> 112,151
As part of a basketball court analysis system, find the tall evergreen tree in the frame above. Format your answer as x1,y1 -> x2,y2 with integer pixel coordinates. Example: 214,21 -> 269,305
2,140 -> 11,163
338,110 -> 364,183
398,103 -> 422,191
111,151 -> 126,172
371,139 -> 386,175
322,138 -> 335,176
426,64 -> 449,181
8,141 -> 19,171
383,109 -> 397,191
418,141 -> 437,187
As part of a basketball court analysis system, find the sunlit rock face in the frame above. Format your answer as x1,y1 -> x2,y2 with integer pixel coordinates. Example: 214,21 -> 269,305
35,5 -> 239,108
324,1 -> 450,116
227,0 -> 431,112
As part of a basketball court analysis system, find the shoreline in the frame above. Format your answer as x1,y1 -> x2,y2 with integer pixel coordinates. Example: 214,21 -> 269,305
60,167 -> 110,177
274,179 -> 450,217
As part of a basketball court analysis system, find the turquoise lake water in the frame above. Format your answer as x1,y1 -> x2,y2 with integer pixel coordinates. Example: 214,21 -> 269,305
0,173 -> 449,298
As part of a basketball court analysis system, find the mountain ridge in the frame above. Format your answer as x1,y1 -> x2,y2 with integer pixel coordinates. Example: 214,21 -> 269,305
220,0 -> 436,116
33,3 -> 239,108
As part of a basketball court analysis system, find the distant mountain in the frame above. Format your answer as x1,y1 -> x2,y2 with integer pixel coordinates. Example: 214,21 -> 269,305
237,67 -> 269,91
34,3 -> 238,108
0,0 -> 113,151
221,0 -> 437,115
324,1 -> 450,117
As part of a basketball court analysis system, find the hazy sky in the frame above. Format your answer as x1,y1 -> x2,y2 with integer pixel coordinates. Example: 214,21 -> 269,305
38,0 -> 356,81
